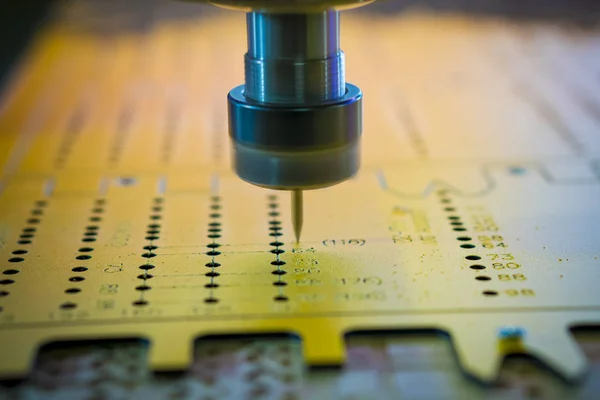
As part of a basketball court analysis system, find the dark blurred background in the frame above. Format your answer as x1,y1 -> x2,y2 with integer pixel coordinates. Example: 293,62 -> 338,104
1,0 -> 599,88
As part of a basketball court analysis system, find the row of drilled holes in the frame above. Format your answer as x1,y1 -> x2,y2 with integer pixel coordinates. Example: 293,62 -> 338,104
0,200 -> 47,312
61,199 -> 105,310
134,198 -> 164,307
437,191 -> 493,296
108,106 -> 133,166
268,196 -> 287,302
204,196 -> 222,304
54,106 -> 85,169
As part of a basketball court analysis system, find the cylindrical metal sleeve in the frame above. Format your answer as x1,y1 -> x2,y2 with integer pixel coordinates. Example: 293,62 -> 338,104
232,140 -> 361,190
244,52 -> 345,105
244,11 -> 345,105
247,11 -> 339,59
228,84 -> 362,150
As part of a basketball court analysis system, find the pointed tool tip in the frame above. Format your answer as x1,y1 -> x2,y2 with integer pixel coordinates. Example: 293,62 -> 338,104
292,190 -> 303,244
294,220 -> 302,243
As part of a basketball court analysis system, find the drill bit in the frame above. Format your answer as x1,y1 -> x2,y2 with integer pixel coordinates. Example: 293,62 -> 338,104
292,190 -> 303,243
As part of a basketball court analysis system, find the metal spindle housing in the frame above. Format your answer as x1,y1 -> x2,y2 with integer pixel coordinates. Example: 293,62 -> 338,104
244,11 -> 345,105
206,0 -> 371,190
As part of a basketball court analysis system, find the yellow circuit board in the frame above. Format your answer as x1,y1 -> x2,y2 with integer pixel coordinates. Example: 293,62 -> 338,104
0,0 -> 600,396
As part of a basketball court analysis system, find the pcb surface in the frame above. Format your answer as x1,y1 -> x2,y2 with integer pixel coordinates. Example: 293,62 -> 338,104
0,0 -> 599,396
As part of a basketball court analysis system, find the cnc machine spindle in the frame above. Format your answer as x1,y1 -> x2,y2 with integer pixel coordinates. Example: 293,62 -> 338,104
203,0 -> 374,240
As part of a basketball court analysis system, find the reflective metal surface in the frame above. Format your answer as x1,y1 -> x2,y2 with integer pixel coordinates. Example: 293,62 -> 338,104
245,11 -> 345,105
226,2 -> 362,206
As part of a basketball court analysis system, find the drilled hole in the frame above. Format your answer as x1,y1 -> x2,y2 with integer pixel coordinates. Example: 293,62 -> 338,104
509,166 -> 527,175
271,249 -> 285,255
78,247 -> 94,253
69,276 -> 85,282
150,215 -> 162,220
211,196 -> 220,202
466,255 -> 481,261
475,276 -> 491,281
205,271 -> 220,277
206,251 -> 221,257
210,204 -> 220,210
118,176 -> 137,186
448,216 -> 461,221
31,209 -> 43,216
207,243 -> 221,249
453,228 -> 467,232
76,255 -> 91,260
95,199 -> 106,205
12,250 -> 28,255
2,269 -> 18,275
17,240 -> 32,245
208,222 -> 221,227
82,238 -> 96,242
147,230 -> 160,235
60,302 -> 77,310
86,225 -> 99,231
148,223 -> 161,229
460,244 -> 476,249
205,262 -> 221,268
65,288 -> 81,294
0,279 -> 15,285
483,290 -> 498,296
440,198 -> 452,204
269,212 -> 280,217
72,266 -> 88,272
450,222 -> 464,226
36,200 -> 48,207
22,227 -> 36,233
136,285 -> 151,291
444,207 -> 456,212
268,204 -> 278,209
209,213 -> 221,219
92,208 -> 104,214
154,197 -> 164,204
27,218 -> 40,224
270,241 -> 284,247
205,283 -> 219,288
133,300 -> 148,306
269,221 -> 281,226
143,245 -> 158,251
141,253 -> 156,258
8,257 -> 24,263
208,234 -> 221,239
137,274 -> 153,279
470,265 -> 486,270
20,234 -> 34,239
0,291 -> 9,297
457,236 -> 472,241
273,281 -> 287,286
152,206 -> 162,212
145,236 -> 159,241
89,217 -> 102,222
269,232 -> 282,237
274,295 -> 288,302
204,298 -> 219,304
271,260 -> 286,266
208,228 -> 221,233
139,264 -> 155,270
272,270 -> 287,275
